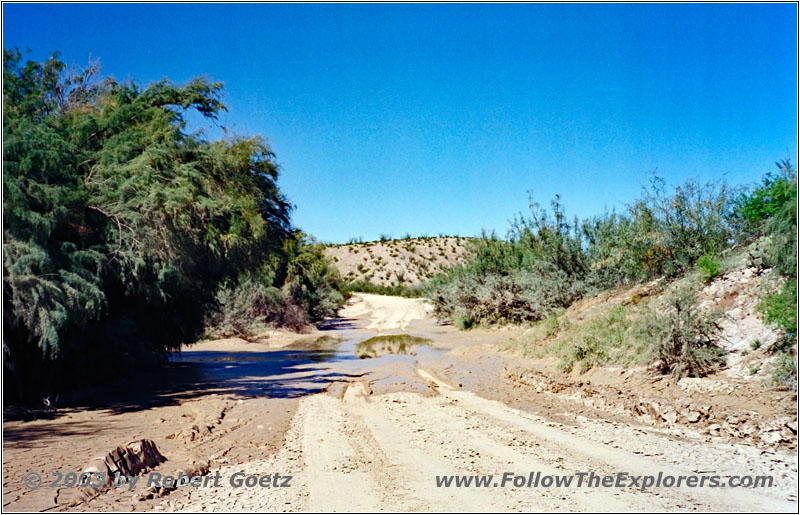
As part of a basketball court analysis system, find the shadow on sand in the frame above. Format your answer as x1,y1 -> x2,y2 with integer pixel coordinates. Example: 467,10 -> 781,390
317,317 -> 359,331
4,347 -> 364,423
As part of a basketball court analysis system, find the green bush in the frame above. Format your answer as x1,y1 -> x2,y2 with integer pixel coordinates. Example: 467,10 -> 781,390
639,288 -> 725,379
280,232 -> 344,322
626,175 -> 737,278
427,176 -> 738,329
746,160 -> 797,388
555,307 -> 634,373
206,279 -> 287,337
734,160 -> 797,239
455,314 -> 477,330
760,282 -> 797,349
772,351 -> 797,390
695,253 -> 722,283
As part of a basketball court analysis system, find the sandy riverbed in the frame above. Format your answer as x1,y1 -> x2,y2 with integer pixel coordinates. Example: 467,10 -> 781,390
3,293 -> 797,512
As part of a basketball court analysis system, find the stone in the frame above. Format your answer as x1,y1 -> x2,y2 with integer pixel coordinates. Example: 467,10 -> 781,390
759,431 -> 784,445
739,421 -> 757,437
68,439 -> 166,506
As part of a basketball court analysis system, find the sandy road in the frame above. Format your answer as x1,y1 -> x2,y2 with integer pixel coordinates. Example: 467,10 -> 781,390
8,293 -> 792,512
174,367 -> 795,512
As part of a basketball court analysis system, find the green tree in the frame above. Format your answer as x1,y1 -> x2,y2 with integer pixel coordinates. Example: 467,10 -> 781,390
3,49 -> 297,400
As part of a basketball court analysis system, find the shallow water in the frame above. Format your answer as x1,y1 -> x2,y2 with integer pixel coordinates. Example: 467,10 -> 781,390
168,333 -> 447,398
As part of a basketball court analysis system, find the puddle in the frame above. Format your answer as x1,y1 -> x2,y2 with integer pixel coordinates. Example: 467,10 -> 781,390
354,334 -> 432,359
167,332 -> 447,398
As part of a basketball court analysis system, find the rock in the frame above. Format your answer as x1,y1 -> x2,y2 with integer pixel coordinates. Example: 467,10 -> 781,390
739,421 -> 758,437
662,410 -> 678,425
759,431 -> 784,445
686,411 -> 702,423
139,459 -> 209,500
726,414 -> 742,425
786,419 -> 798,435
68,439 -> 166,506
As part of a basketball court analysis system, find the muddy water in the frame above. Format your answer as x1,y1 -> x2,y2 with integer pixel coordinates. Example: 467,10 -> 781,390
168,332 -> 448,399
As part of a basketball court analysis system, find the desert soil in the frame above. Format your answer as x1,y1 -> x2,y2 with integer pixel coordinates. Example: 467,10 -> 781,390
3,293 -> 797,512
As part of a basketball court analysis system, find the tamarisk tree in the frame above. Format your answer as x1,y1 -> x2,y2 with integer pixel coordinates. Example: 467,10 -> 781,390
3,49 -> 293,399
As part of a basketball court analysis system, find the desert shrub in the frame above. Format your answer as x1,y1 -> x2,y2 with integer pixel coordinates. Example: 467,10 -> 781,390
429,266 -> 581,325
580,211 -> 648,287
281,233 -> 344,322
695,253 -> 722,283
734,160 -> 797,239
204,232 -> 343,338
206,279 -> 286,337
745,160 -> 797,388
761,163 -> 797,280
627,175 -> 737,278
505,303 -> 659,372
560,335 -> 610,374
552,307 -> 649,373
760,283 -> 797,350
772,351 -> 797,390
427,198 -> 589,325
638,288 -> 725,379
542,313 -> 565,338
427,175 -> 739,329
455,314 -> 477,330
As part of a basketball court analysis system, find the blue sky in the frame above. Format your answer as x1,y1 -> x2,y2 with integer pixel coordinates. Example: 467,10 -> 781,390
3,3 -> 797,243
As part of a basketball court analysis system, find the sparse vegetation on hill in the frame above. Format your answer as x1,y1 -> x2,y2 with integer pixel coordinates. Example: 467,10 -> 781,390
745,161 -> 797,388
432,163 -> 797,385
324,236 -> 469,293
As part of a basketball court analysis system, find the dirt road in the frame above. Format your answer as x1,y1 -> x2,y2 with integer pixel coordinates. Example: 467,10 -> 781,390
3,293 -> 797,512
172,367 -> 794,512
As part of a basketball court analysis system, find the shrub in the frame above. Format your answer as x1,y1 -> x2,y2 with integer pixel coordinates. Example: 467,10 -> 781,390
627,175 -> 737,278
341,280 -> 422,298
751,160 -> 797,388
455,314 -> 477,330
426,198 -> 592,326
204,232 -> 343,338
206,279 -> 285,338
555,307 -> 633,373
734,160 -> 797,239
281,233 -> 344,322
427,175 -> 739,329
639,288 -> 725,379
695,253 -> 722,283
772,351 -> 797,390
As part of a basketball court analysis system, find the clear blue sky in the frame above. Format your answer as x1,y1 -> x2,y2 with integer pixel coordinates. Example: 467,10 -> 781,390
3,3 -> 797,243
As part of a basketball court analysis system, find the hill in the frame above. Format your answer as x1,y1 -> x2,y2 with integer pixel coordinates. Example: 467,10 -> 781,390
324,236 -> 470,287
